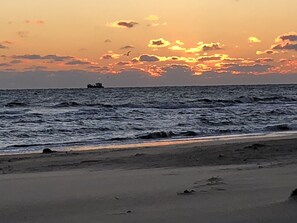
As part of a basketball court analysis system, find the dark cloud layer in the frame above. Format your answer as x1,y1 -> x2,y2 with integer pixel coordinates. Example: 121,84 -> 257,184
227,64 -> 272,73
272,42 -> 297,51
139,55 -> 159,62
13,54 -> 74,61
278,33 -> 297,42
0,69 -> 297,89
65,60 -> 92,65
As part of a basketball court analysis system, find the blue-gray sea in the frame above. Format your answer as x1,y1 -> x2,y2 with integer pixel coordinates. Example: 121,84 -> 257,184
1,85 -> 297,154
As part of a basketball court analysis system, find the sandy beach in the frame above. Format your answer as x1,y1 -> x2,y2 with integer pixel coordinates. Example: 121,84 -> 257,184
1,134 -> 297,222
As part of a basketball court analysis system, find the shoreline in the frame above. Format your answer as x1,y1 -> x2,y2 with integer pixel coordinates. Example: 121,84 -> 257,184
0,132 -> 297,175
2,130 -> 297,156
68,130 -> 297,152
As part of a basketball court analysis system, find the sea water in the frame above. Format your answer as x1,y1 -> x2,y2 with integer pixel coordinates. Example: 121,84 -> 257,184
0,85 -> 297,154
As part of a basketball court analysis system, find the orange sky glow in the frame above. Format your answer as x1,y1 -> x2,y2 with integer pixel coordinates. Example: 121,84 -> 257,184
0,0 -> 296,88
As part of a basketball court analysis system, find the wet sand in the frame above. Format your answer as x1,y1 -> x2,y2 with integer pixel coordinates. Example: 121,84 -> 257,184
1,135 -> 297,222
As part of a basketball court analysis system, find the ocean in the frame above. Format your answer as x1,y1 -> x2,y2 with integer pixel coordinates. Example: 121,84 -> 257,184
1,85 -> 297,154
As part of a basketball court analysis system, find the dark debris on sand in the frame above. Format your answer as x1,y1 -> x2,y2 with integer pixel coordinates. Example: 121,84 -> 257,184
289,188 -> 297,200
177,189 -> 196,195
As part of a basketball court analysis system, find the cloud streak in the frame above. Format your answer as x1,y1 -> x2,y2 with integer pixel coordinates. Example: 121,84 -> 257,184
148,38 -> 170,48
249,37 -> 261,43
108,20 -> 138,28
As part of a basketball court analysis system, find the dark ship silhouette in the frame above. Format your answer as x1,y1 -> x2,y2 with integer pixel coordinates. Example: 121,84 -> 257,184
87,82 -> 104,88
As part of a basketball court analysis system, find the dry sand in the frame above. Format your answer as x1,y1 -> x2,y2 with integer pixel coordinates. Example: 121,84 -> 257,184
1,134 -> 297,222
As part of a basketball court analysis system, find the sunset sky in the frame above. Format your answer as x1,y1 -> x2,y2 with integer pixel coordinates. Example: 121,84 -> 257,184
0,0 -> 297,88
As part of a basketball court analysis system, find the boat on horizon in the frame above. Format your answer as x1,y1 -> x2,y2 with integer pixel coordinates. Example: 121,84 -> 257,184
87,82 -> 104,88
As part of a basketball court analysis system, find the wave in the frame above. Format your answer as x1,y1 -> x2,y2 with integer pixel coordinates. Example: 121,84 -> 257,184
5,102 -> 28,107
52,101 -> 115,108
136,131 -> 198,140
53,101 -> 81,108
200,96 -> 297,105
265,124 -> 297,132
45,95 -> 297,110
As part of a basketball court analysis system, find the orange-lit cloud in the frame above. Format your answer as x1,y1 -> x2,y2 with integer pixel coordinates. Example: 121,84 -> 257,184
139,54 -> 160,62
148,22 -> 167,27
197,54 -> 225,62
0,41 -> 13,49
168,45 -> 186,51
256,58 -> 274,63
65,59 -> 96,66
272,42 -> 297,51
107,20 -> 138,28
12,54 -> 73,61
256,50 -> 278,55
175,40 -> 184,45
25,20 -> 45,25
100,51 -> 121,60
120,45 -> 134,50
185,42 -> 223,53
148,38 -> 171,48
276,32 -> 297,42
248,37 -> 261,43
144,15 -> 159,21
260,32 -> 297,53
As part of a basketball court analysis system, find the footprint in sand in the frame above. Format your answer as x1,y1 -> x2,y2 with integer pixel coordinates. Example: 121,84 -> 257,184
193,176 -> 227,192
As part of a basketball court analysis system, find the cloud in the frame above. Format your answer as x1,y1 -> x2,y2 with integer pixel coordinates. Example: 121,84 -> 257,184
24,65 -> 47,71
12,54 -> 74,61
249,37 -> 261,43
256,58 -> 274,63
175,40 -> 184,45
100,51 -> 120,60
272,42 -> 297,51
65,60 -> 93,65
144,15 -> 159,21
0,63 -> 10,67
186,42 -> 223,53
197,55 -> 223,62
43,55 -> 74,61
1,69 -> 297,89
25,20 -> 45,25
139,54 -> 160,62
120,45 -> 134,50
148,22 -> 167,27
13,54 -> 42,60
201,42 -> 223,51
116,61 -> 132,66
227,64 -> 272,74
256,50 -> 278,55
0,44 -> 8,49
168,45 -> 186,51
276,32 -> 297,42
108,21 -> 138,28
0,41 -> 13,50
10,60 -> 22,64
148,38 -> 170,48
17,31 -> 29,38
261,32 -> 297,53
